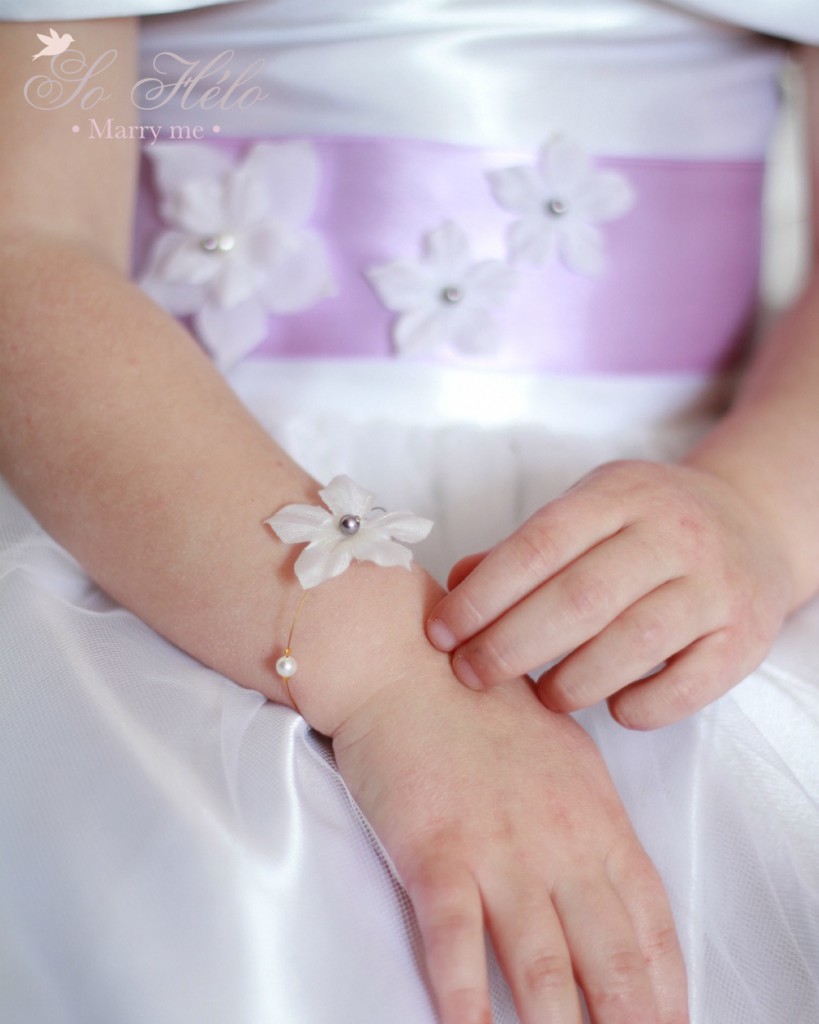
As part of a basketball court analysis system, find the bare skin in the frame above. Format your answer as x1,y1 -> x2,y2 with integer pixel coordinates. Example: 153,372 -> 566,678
428,45 -> 819,731
0,18 -> 688,1024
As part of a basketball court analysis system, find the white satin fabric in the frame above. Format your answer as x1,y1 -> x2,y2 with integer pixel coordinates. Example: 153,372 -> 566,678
133,0 -> 789,156
2,362 -> 819,1024
0,0 -> 808,155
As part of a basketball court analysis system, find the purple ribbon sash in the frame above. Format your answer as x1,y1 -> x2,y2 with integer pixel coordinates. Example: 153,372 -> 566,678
134,135 -> 764,374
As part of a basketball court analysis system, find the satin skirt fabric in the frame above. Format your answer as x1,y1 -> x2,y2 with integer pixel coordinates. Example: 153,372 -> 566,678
1,361 -> 818,1024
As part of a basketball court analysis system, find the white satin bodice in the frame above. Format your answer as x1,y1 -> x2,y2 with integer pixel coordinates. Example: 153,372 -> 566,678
131,0 -> 792,157
5,1 -> 817,158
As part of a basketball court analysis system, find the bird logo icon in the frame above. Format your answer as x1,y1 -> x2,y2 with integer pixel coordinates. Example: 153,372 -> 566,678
32,28 -> 75,60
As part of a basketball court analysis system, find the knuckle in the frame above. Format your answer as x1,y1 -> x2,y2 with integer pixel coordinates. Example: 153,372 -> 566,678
521,952 -> 573,996
513,511 -> 561,579
605,946 -> 648,984
589,458 -> 645,489
442,988 -> 493,1024
404,850 -> 468,908
561,570 -> 611,624
590,947 -> 650,1011
641,923 -> 683,968
661,666 -> 707,717
426,908 -> 476,946
628,613 -> 669,660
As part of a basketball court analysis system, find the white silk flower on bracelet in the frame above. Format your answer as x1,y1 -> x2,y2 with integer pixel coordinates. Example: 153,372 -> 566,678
268,475 -> 433,589
266,476 -> 433,705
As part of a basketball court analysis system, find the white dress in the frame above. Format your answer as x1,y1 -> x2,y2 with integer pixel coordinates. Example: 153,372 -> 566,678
2,3 -> 819,1022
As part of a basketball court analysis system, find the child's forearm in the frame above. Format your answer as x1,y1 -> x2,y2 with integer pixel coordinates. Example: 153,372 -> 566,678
683,269 -> 819,609
0,232 -> 448,735
683,46 -> 819,611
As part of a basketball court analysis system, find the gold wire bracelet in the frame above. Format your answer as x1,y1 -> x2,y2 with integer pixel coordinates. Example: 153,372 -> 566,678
274,591 -> 309,713
266,475 -> 433,716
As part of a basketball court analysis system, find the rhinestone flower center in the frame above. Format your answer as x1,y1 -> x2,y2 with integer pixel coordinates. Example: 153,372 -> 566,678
545,198 -> 568,217
199,233 -> 236,254
440,285 -> 463,304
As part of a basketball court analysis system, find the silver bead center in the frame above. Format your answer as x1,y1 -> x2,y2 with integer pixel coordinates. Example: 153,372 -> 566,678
440,285 -> 463,305
338,513 -> 362,536
545,198 -> 568,217
199,233 -> 236,254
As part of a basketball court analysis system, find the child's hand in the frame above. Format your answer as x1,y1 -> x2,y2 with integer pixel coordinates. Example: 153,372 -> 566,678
426,460 -> 792,729
333,671 -> 689,1024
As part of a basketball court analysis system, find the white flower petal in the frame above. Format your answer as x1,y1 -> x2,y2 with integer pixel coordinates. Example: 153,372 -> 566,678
451,308 -> 502,354
259,230 -> 337,314
560,222 -> 606,277
209,251 -> 263,308
294,539 -> 354,589
267,504 -> 333,543
506,217 -> 558,265
139,233 -> 209,314
165,178 -> 225,236
141,275 -> 207,317
241,141 -> 321,225
194,297 -> 269,368
423,221 -> 470,275
370,511 -> 434,543
574,171 -> 636,222
393,307 -> 450,356
462,260 -> 518,305
366,260 -> 435,312
537,136 -> 591,194
348,535 -> 414,571
160,235 -> 223,287
225,166 -> 271,228
487,165 -> 543,214
147,143 -> 233,215
319,475 -> 374,518
268,476 -> 431,588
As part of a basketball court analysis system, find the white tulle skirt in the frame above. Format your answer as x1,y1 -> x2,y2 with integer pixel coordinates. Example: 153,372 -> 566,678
2,360 -> 818,1024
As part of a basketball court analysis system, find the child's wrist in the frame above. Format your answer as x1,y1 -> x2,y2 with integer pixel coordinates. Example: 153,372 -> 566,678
267,560 -> 451,738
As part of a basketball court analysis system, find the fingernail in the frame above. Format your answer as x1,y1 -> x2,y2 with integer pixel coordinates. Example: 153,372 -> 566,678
427,618 -> 456,652
453,654 -> 483,691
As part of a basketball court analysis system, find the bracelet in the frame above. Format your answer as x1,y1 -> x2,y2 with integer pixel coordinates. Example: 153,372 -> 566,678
266,475 -> 433,711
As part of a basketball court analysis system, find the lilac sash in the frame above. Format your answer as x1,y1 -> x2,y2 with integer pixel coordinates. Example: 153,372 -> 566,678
133,135 -> 764,374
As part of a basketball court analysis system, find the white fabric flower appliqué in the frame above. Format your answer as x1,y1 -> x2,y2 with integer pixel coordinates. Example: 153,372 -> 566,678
267,475 -> 433,589
488,136 -> 635,276
139,141 -> 336,369
366,221 -> 517,356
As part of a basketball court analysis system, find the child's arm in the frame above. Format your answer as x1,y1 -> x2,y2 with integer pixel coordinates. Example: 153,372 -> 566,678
0,19 -> 688,1023
428,44 -> 819,731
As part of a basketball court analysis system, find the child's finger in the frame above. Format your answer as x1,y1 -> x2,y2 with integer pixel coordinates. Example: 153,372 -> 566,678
537,577 -> 711,713
484,881 -> 583,1024
606,851 -> 690,1024
427,492 -> 622,654
553,876 -> 659,1024
446,551 -> 488,591
608,629 -> 762,730
405,859 -> 492,1024
448,525 -> 675,691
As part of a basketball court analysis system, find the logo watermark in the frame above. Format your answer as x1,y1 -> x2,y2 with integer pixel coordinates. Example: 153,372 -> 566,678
23,30 -> 269,143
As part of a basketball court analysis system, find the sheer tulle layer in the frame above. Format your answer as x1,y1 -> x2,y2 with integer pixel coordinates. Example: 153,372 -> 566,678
1,363 -> 818,1023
